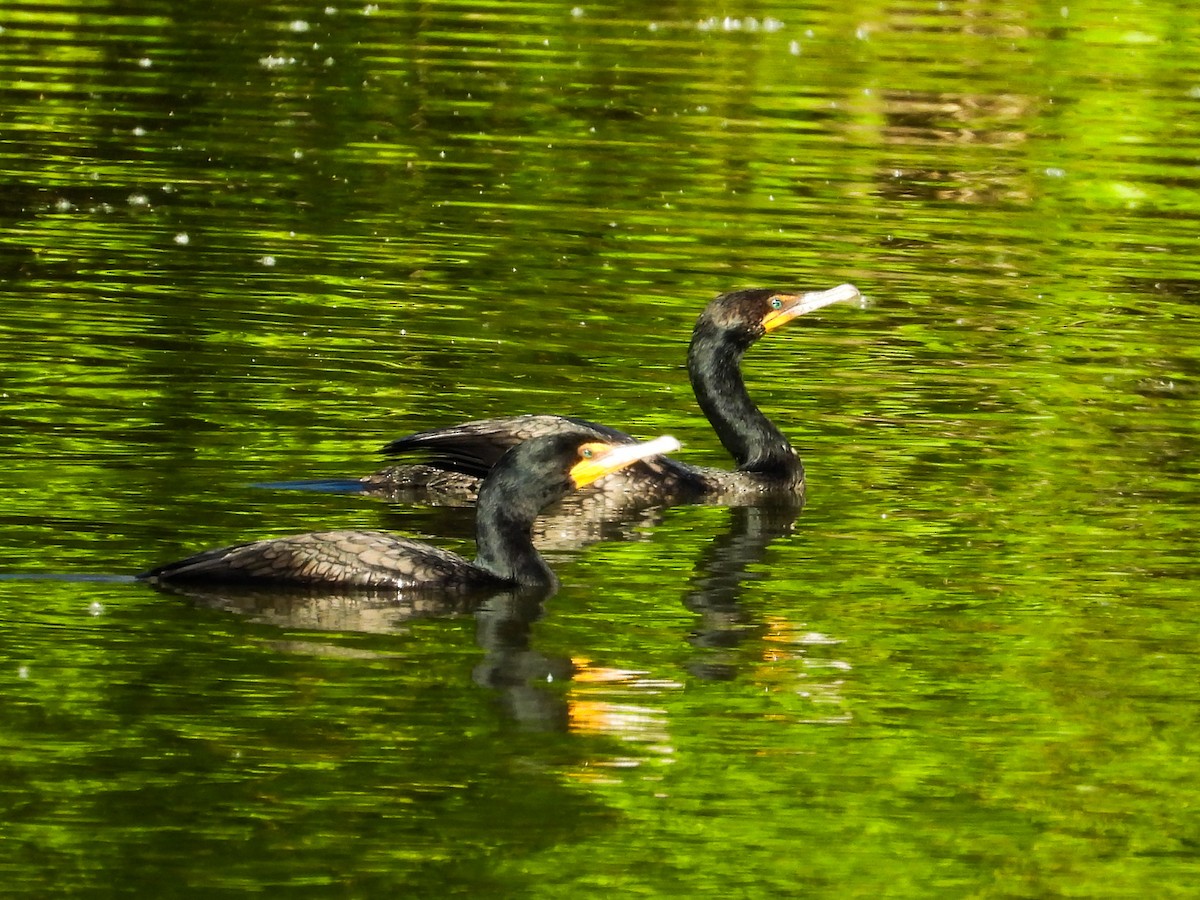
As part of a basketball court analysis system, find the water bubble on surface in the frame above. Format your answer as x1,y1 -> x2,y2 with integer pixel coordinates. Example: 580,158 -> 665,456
799,632 -> 842,645
128,193 -> 149,206
693,16 -> 782,32
289,20 -> 310,32
174,232 -> 190,245
89,602 -> 104,616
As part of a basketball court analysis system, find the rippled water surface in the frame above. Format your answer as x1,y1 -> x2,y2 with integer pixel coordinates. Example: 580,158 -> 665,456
3,0 -> 1199,896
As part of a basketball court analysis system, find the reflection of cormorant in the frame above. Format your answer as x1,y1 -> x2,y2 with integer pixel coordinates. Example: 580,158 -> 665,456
681,499 -> 804,681
471,592 -> 574,731
151,497 -> 803,729
140,433 -> 677,591
363,284 -> 860,502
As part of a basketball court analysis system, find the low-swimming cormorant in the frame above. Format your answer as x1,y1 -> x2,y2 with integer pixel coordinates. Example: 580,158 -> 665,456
141,433 -> 680,591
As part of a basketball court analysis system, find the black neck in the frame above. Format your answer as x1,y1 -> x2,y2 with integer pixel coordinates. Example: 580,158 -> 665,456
471,467 -> 558,589
688,322 -> 799,478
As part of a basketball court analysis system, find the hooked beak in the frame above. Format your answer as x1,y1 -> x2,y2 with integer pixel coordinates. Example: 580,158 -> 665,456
570,435 -> 682,488
762,283 -> 862,332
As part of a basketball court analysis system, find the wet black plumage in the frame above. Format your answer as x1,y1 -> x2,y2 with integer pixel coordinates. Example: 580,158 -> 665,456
362,284 -> 860,502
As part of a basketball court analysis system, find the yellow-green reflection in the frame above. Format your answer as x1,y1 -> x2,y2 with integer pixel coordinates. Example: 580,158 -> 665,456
2,0 -> 1199,895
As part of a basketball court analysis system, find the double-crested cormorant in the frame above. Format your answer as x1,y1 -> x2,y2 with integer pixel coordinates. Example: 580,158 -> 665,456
140,433 -> 680,591
361,283 -> 860,501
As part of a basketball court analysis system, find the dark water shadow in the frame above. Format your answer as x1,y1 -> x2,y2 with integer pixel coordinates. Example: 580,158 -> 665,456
252,478 -> 370,494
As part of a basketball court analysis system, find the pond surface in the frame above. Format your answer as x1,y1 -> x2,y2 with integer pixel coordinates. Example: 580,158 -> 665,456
3,0 -> 1200,895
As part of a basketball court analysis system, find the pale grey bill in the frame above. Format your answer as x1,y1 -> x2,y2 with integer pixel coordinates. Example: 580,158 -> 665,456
604,435 -> 682,467
793,283 -> 864,315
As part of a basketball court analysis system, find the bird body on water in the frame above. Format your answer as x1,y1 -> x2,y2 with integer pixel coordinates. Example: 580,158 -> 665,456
140,433 -> 680,591
361,283 -> 861,503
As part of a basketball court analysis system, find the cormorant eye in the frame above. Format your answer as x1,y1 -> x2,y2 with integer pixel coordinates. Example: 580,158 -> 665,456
581,448 -> 594,459
770,297 -> 783,310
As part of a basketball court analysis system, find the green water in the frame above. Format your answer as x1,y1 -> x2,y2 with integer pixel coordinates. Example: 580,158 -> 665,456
2,0 -> 1199,895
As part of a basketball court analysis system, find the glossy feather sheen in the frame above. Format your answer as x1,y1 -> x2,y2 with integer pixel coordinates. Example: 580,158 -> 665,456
141,530 -> 490,591
362,285 -> 859,502
362,415 -> 707,500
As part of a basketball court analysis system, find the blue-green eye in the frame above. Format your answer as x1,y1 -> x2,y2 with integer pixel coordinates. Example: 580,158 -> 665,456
770,297 -> 783,309
581,448 -> 594,459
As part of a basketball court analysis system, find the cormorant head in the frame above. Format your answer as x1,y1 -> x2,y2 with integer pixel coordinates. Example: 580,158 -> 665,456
698,283 -> 862,345
485,432 -> 682,513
